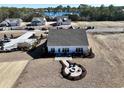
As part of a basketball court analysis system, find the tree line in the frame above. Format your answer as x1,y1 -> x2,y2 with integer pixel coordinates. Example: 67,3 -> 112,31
78,4 -> 124,21
0,7 -> 44,22
0,4 -> 124,22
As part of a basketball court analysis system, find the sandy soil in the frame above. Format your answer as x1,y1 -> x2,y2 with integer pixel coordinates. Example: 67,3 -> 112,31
71,21 -> 124,28
0,51 -> 32,62
0,31 -> 25,39
14,33 -> 124,88
0,60 -> 29,88
0,22 -> 124,87
0,30 -> 45,39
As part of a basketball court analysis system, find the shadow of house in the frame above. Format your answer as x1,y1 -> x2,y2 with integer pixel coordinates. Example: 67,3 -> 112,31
27,40 -> 48,59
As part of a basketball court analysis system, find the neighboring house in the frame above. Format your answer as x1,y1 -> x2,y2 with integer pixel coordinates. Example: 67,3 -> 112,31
0,21 -> 8,27
31,17 -> 47,26
56,16 -> 71,26
1,32 -> 37,51
47,29 -> 89,55
0,18 -> 22,27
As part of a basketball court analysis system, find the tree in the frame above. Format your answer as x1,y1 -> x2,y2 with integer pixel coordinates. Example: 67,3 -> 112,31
66,14 -> 81,21
67,5 -> 71,12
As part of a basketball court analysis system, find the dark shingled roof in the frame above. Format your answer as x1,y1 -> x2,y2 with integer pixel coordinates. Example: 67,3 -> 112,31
47,29 -> 89,46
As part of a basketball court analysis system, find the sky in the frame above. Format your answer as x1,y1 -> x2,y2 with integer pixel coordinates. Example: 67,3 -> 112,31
0,4 -> 123,8
0,4 -> 80,8
0,0 -> 124,7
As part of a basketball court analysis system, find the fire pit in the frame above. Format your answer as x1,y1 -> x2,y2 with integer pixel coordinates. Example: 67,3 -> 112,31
60,60 -> 87,81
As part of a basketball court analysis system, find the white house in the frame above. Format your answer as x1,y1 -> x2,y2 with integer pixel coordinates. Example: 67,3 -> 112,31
56,16 -> 71,26
47,29 -> 89,55
0,18 -> 23,27
31,17 -> 47,26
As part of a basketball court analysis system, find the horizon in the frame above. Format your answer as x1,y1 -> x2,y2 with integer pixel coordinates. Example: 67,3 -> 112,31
0,4 -> 124,9
0,4 -> 79,8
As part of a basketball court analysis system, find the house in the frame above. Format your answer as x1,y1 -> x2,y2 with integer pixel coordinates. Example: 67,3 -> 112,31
0,18 -> 22,27
1,32 -> 37,51
56,16 -> 71,26
47,29 -> 89,56
31,17 -> 47,26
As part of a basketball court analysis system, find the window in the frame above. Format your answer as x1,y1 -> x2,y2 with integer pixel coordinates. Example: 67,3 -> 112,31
80,48 -> 83,52
76,48 -> 79,52
76,48 -> 83,53
66,48 -> 69,52
58,48 -> 60,52
51,48 -> 55,53
62,48 -> 69,53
